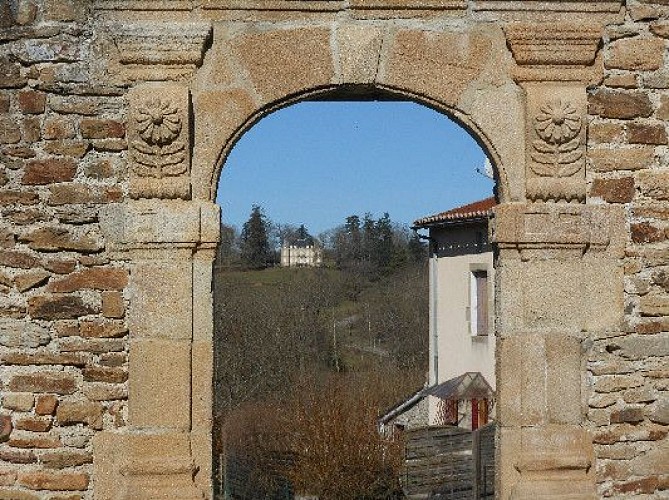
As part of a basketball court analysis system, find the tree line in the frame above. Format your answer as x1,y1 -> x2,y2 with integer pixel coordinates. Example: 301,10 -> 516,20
217,204 -> 427,275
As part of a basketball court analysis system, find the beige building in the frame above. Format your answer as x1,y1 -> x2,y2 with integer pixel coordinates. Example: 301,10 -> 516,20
280,237 -> 323,268
414,198 -> 496,425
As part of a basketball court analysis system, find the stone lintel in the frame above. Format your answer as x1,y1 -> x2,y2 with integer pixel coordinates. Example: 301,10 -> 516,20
105,21 -> 212,81
473,0 -> 624,15
107,21 -> 212,67
501,22 -> 612,85
99,200 -> 221,251
505,23 -> 603,67
493,202 -> 625,257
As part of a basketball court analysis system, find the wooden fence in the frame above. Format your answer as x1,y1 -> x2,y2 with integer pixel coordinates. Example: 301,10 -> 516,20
402,423 -> 496,499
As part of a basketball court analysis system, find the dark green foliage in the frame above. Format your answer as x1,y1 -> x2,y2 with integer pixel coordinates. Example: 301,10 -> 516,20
240,204 -> 272,269
330,212 -> 426,279
216,224 -> 240,269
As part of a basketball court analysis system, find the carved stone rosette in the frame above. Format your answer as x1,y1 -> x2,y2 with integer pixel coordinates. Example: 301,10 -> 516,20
128,83 -> 191,199
524,85 -> 587,203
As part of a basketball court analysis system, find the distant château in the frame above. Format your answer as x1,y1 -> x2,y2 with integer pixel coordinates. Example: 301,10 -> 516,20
280,225 -> 323,268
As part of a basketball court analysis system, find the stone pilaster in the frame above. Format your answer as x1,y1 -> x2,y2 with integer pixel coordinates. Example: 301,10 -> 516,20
94,200 -> 220,500
494,15 -> 627,498
494,202 -> 625,499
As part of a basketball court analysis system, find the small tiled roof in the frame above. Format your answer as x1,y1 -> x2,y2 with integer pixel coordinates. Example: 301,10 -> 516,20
413,197 -> 496,227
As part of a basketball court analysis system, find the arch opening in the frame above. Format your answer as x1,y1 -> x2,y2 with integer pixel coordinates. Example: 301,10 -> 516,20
204,85 -> 509,205
210,96 -> 500,499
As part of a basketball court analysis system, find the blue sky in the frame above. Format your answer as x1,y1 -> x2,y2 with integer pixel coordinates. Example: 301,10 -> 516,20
216,101 -> 494,236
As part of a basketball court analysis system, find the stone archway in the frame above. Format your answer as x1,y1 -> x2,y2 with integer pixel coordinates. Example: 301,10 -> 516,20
93,3 -> 626,498
5,1 -> 656,499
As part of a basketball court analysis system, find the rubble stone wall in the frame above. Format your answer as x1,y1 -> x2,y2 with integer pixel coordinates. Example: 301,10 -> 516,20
1,1 -> 129,499
587,2 -> 669,497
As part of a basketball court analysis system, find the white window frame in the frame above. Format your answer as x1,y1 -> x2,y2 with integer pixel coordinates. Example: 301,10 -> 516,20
468,265 -> 490,337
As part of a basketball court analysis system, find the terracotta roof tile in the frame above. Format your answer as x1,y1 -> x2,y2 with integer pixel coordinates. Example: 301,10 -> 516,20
413,197 -> 496,227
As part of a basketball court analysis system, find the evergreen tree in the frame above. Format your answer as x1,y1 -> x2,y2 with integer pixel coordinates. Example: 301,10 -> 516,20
374,213 -> 394,273
408,232 -> 427,263
240,205 -> 271,269
216,224 -> 240,269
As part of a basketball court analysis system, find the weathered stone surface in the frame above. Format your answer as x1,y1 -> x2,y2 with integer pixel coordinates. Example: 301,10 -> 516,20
232,28 -> 333,105
20,227 -> 102,253
42,116 -> 76,140
14,270 -> 50,292
48,267 -> 128,293
83,366 -> 127,384
588,90 -> 654,119
0,416 -> 12,443
646,398 -> 669,424
0,118 -> 21,144
0,448 -> 36,464
651,20 -> 669,38
2,393 -> 34,412
80,119 -> 125,140
640,294 -> 669,316
101,291 -> 124,319
82,383 -> 126,401
610,407 -> 645,424
22,159 -> 76,185
603,73 -> 638,88
42,140 -> 89,158
84,159 -> 114,179
17,472 -> 89,491
606,37 -> 666,71
1,352 -> 87,367
0,489 -> 39,500
7,433 -> 60,449
28,295 -> 96,320
590,177 -> 635,203
638,171 -> 669,200
0,191 -> 39,206
43,0 -> 88,22
78,320 -> 127,339
57,402 -> 104,430
17,91 -> 46,114
588,122 -> 625,144
0,319 -> 50,348
49,96 -> 95,115
627,123 -> 669,145
15,417 -> 52,433
35,395 -> 58,416
8,372 -> 76,394
0,250 -> 39,270
588,147 -> 656,172
98,352 -> 126,367
42,258 -> 76,275
384,29 -> 491,106
0,57 -> 26,89
631,222 -> 666,243
40,449 -> 92,469
58,337 -> 124,354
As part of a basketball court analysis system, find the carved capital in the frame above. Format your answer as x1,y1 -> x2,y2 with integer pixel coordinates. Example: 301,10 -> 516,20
99,200 -> 221,252
493,203 -> 625,257
106,21 -> 212,81
505,23 -> 602,67
128,83 -> 191,200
